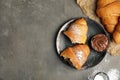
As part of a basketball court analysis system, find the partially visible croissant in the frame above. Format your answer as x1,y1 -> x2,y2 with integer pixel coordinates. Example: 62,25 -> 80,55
96,0 -> 120,33
113,19 -> 120,43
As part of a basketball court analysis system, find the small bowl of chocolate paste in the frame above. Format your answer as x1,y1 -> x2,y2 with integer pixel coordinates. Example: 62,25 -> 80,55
91,34 -> 109,52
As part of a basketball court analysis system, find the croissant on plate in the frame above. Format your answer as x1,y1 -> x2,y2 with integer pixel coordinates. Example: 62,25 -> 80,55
63,18 -> 88,44
96,0 -> 120,33
60,44 -> 90,70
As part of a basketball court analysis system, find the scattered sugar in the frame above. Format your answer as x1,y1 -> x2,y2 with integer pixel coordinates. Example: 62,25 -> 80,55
71,25 -> 81,35
104,59 -> 110,63
70,25 -> 81,42
107,69 -> 120,80
89,68 -> 120,80
76,51 -> 84,64
76,51 -> 83,59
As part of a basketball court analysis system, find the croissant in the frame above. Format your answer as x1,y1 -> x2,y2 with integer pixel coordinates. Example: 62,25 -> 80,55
60,44 -> 90,70
113,19 -> 120,43
64,18 -> 88,44
96,0 -> 120,33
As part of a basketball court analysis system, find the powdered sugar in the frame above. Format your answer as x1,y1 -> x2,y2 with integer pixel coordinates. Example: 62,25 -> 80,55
71,25 -> 81,35
76,51 -> 84,64
107,69 -> 120,80
104,59 -> 110,64
76,51 -> 83,59
70,25 -> 81,43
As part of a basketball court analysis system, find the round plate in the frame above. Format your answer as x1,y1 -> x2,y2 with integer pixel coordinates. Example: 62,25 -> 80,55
56,18 -> 108,69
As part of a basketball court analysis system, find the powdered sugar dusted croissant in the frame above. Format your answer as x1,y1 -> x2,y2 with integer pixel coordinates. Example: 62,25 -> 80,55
64,18 -> 88,44
60,44 -> 90,70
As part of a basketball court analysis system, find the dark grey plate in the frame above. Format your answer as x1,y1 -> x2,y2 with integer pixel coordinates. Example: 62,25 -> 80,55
56,18 -> 108,70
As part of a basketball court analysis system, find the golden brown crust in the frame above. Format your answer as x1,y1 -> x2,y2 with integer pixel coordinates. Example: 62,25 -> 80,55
60,44 -> 90,70
113,20 -> 120,43
64,18 -> 88,44
97,0 -> 116,8
113,31 -> 120,43
115,20 -> 120,32
96,0 -> 120,33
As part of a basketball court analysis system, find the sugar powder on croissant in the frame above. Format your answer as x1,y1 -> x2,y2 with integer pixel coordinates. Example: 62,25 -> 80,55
63,18 -> 88,44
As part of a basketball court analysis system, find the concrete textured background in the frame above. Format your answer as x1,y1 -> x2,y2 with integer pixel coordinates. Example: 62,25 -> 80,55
0,0 -> 120,80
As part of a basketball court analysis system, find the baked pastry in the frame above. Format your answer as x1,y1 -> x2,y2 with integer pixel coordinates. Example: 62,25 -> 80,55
64,18 -> 88,44
113,19 -> 120,43
60,44 -> 90,70
96,0 -> 120,33
91,34 -> 109,52
76,0 -> 120,55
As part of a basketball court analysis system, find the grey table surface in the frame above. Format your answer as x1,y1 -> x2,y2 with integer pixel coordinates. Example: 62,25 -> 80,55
0,0 -> 120,80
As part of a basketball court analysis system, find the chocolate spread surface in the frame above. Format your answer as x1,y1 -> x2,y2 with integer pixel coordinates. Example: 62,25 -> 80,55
91,34 -> 109,52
